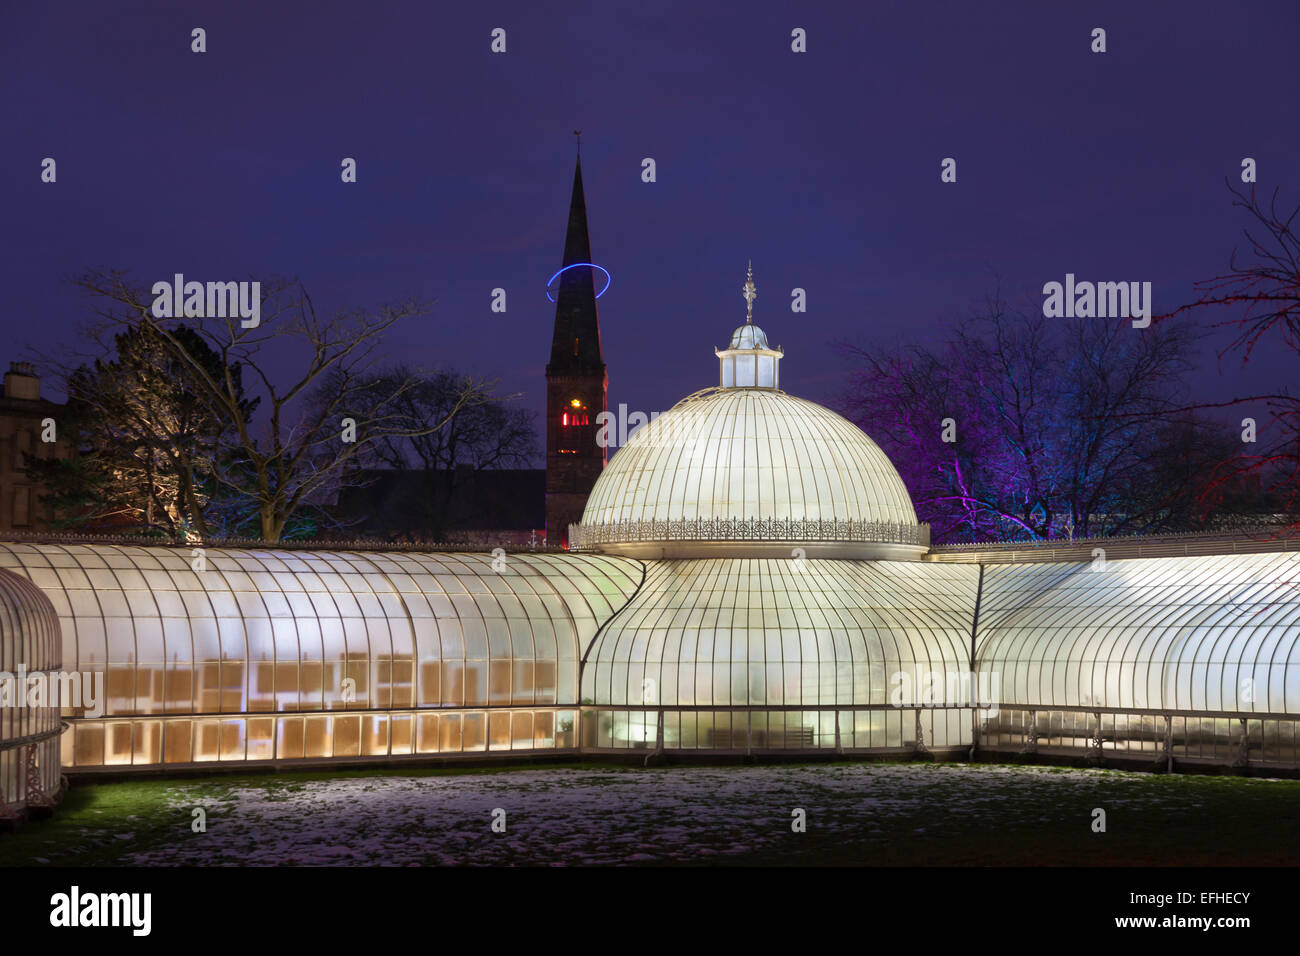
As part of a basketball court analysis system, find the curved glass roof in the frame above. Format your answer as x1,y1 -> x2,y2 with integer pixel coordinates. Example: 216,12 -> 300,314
0,543 -> 643,716
580,388 -> 920,532
0,566 -> 61,675
977,552 -> 1300,714
582,558 -> 977,707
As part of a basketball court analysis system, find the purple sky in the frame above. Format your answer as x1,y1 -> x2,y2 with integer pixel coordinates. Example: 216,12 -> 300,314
3,0 -> 1298,439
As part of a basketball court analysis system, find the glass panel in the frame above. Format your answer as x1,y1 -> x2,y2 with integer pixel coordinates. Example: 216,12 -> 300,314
277,717 -> 304,760
74,723 -> 104,767
510,711 -> 533,749
333,715 -> 361,757
303,716 -> 330,758
488,711 -> 511,750
533,711 -> 554,748
164,720 -> 193,763
462,712 -> 486,751
362,715 -> 389,756
194,719 -> 221,761
131,720 -> 161,765
439,713 -> 462,753
219,719 -> 246,761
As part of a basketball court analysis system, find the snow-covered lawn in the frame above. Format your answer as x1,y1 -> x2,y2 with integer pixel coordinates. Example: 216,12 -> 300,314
105,762 -> 1290,866
7,761 -> 1294,866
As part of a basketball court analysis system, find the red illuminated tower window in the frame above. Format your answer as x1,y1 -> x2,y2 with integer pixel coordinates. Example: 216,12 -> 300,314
559,398 -> 589,452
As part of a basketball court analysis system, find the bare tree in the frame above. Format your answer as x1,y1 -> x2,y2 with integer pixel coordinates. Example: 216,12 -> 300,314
357,366 -> 538,539
72,270 -> 479,542
1164,182 -> 1300,359
839,290 -> 1243,543
365,366 -> 536,471
1161,182 -> 1300,522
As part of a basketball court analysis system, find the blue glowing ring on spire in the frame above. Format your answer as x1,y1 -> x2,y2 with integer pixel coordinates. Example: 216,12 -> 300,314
546,263 -> 611,302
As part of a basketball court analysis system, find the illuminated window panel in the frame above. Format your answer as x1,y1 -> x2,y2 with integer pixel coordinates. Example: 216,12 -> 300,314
333,715 -> 361,757
247,718 -> 275,760
164,721 -> 193,764
488,711 -> 511,750
391,715 -> 413,755
532,711 -> 553,748
510,711 -> 533,749
132,720 -> 161,765
462,713 -> 486,751
304,717 -> 330,759
73,724 -> 103,767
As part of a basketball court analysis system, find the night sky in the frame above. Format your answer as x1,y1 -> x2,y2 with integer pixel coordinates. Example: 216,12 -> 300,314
3,1 -> 1298,439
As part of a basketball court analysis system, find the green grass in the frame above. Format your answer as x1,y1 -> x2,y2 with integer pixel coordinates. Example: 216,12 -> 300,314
2,761 -> 1296,866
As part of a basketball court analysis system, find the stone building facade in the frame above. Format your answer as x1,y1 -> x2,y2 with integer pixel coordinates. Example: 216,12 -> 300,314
0,363 -> 72,532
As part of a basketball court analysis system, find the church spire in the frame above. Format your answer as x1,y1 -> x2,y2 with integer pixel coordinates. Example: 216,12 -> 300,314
548,155 -> 604,371
545,148 -> 608,548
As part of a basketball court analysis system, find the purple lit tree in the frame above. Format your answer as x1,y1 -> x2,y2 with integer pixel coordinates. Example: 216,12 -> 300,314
838,290 -> 1248,544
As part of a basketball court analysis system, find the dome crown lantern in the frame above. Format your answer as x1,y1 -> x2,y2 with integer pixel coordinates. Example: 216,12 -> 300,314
728,323 -> 770,350
715,261 -> 783,388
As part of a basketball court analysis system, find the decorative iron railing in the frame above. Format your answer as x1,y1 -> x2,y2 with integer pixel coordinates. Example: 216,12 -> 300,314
568,517 -> 930,549
932,524 -> 1300,551
576,703 -> 1300,768
926,526 -> 1300,563
0,530 -> 566,553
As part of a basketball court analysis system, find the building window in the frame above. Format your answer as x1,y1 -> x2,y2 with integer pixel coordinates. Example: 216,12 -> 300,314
15,428 -> 31,470
12,487 -> 29,527
561,398 -> 589,428
559,398 -> 590,453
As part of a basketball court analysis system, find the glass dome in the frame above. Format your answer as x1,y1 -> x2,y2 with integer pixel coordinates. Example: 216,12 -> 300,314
574,387 -> 926,557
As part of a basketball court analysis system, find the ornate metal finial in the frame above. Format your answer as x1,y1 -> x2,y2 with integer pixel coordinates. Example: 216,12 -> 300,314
742,260 -> 757,324
573,129 -> 582,154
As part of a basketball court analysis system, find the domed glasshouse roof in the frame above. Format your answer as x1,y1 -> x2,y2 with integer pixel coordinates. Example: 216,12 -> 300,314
581,387 -> 919,527
572,266 -> 927,559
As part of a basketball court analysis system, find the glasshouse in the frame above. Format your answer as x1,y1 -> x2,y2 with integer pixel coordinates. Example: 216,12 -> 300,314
1,307 -> 1298,811
0,568 -> 64,817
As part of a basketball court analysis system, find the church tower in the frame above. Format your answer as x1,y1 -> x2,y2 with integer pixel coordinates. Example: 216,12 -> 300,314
545,151 -> 607,547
